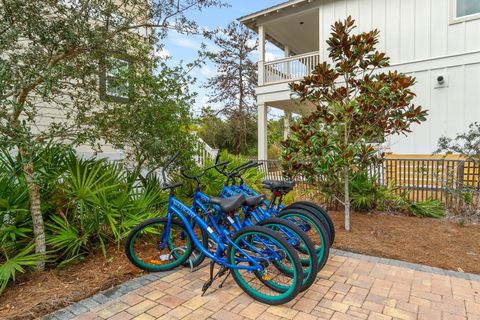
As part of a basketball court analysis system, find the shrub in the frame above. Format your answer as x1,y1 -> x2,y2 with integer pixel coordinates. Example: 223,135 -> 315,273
0,146 -> 167,293
408,199 -> 446,218
282,17 -> 427,231
350,173 -> 380,211
175,150 -> 264,200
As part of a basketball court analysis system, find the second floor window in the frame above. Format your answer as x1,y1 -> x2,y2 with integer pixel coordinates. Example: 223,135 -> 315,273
100,57 -> 131,103
452,0 -> 480,22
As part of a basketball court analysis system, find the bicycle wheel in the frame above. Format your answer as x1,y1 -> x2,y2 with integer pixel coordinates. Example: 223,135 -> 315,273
256,218 -> 318,292
282,201 -> 335,246
125,217 -> 193,272
277,208 -> 330,270
228,226 -> 303,305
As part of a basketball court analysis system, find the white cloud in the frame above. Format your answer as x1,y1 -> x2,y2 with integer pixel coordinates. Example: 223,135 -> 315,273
246,38 -> 257,48
265,52 -> 279,62
200,65 -> 217,77
155,47 -> 171,59
171,37 -> 199,49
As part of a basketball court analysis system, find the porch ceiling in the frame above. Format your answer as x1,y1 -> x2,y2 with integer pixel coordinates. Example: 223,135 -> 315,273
239,0 -> 320,55
267,99 -> 316,115
264,8 -> 319,55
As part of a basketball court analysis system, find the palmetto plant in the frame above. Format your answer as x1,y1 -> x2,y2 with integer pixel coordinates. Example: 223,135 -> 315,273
408,199 -> 446,218
0,244 -> 42,293
0,146 -> 169,293
0,152 -> 39,293
349,173 -> 381,211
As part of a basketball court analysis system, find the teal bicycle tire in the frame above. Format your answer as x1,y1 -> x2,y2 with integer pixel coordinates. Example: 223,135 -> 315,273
125,217 -> 193,272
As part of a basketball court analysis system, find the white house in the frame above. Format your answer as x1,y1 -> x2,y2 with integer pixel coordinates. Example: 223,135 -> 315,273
239,0 -> 480,160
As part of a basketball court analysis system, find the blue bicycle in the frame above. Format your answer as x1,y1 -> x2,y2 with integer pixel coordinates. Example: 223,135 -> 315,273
179,164 -> 319,292
213,158 -> 332,269
218,157 -> 335,246
125,152 -> 304,305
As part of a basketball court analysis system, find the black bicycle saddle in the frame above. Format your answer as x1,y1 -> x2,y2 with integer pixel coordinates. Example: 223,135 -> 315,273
244,194 -> 266,207
262,180 -> 296,192
209,194 -> 245,212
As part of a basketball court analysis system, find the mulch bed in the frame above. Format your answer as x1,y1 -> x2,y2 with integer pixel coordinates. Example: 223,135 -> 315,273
1,212 -> 479,319
329,211 -> 480,274
0,246 -> 142,320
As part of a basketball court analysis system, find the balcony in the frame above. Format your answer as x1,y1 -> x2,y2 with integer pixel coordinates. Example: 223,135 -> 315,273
263,51 -> 321,85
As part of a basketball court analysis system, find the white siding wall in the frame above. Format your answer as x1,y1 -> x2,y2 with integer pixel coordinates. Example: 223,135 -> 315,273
320,0 -> 480,63
27,101 -> 124,160
317,0 -> 480,154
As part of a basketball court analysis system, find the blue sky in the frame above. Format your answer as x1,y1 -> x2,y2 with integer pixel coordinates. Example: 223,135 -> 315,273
160,1 -> 284,117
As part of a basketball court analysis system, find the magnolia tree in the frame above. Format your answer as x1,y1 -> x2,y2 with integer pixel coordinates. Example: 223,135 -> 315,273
281,17 -> 428,231
0,0 -> 225,270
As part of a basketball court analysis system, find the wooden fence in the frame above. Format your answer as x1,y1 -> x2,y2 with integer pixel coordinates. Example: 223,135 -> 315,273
257,157 -> 480,207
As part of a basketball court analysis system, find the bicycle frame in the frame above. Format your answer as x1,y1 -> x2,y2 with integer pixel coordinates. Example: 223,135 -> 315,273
188,185 -> 302,252
221,183 -> 280,219
165,193 -> 280,271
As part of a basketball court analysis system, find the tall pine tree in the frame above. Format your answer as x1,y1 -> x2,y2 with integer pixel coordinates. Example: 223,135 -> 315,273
204,22 -> 258,155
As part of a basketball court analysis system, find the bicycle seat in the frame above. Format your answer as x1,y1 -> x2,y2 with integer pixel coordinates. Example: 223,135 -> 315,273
262,180 -> 296,192
209,194 -> 245,212
244,194 -> 266,207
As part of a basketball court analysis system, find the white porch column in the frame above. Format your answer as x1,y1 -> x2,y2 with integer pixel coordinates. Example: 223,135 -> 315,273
284,45 -> 290,78
283,111 -> 291,140
258,103 -> 268,160
258,25 -> 265,85
318,7 -> 323,61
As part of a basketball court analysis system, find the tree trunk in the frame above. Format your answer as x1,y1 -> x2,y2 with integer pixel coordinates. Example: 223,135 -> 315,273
344,167 -> 351,231
20,149 -> 46,270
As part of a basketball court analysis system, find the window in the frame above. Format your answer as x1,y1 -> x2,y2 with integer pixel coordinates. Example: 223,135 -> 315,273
100,56 -> 132,103
451,0 -> 480,23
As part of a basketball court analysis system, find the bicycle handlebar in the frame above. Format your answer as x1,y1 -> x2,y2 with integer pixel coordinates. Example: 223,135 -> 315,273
214,150 -> 263,184
232,162 -> 262,177
165,151 -> 180,170
181,160 -> 230,181
230,160 -> 255,173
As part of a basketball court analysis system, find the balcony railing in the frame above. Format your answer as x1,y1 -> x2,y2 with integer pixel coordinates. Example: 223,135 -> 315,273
263,51 -> 321,85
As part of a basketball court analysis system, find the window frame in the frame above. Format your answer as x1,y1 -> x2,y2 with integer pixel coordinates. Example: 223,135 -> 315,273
99,55 -> 134,103
450,0 -> 480,24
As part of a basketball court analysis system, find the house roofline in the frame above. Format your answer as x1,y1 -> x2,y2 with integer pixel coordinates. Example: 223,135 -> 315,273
238,0 -> 316,52
237,0 -> 309,26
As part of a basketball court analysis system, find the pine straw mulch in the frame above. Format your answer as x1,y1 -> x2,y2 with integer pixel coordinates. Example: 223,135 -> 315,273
1,212 -> 480,319
0,246 -> 142,320
329,210 -> 480,274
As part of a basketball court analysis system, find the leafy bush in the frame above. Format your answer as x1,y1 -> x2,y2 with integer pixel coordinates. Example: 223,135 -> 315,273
350,173 -> 380,211
408,199 -> 446,218
347,173 -> 447,219
0,146 -> 167,293
175,150 -> 264,201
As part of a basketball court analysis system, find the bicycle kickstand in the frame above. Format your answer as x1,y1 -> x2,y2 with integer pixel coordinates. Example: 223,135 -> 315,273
202,262 -> 230,296
201,261 -> 216,296
218,270 -> 231,288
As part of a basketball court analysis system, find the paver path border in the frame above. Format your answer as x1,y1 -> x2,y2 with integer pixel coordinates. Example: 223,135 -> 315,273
43,249 -> 480,320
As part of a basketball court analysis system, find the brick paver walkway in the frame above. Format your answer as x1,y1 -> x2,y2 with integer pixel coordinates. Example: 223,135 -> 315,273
50,252 -> 480,320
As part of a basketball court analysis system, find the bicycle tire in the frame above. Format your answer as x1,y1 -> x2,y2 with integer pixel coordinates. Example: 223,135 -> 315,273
125,217 -> 193,272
